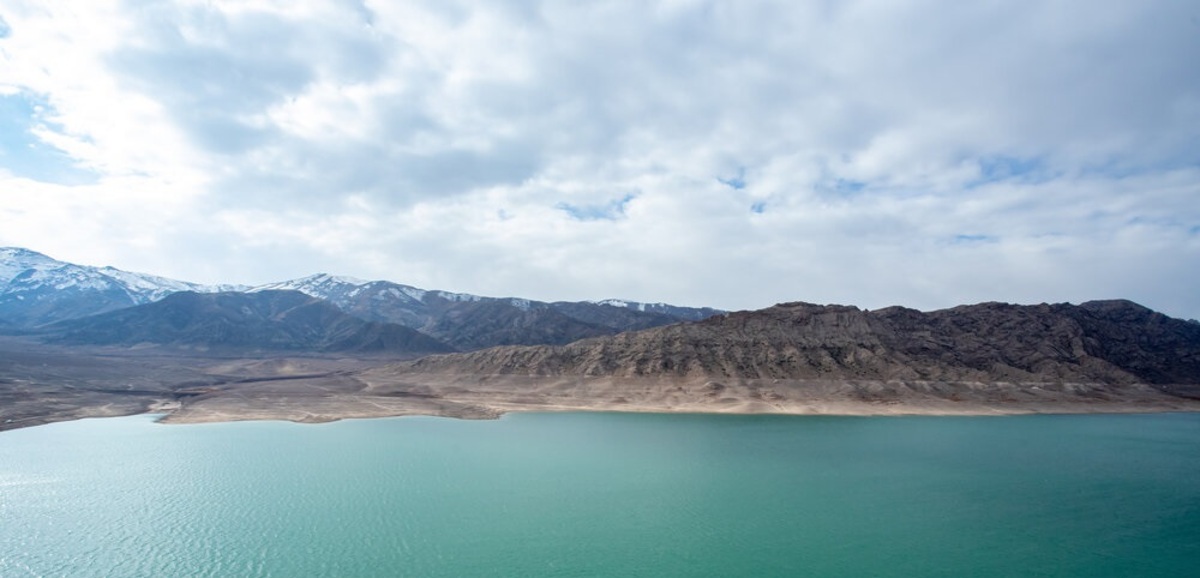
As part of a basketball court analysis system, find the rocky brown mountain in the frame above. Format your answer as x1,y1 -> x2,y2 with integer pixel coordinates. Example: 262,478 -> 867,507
399,300 -> 1200,386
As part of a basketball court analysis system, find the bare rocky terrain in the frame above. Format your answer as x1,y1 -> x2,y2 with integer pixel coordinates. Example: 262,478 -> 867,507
396,300 -> 1200,383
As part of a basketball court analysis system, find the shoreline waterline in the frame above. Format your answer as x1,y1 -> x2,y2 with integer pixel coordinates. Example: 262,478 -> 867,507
5,398 -> 1200,433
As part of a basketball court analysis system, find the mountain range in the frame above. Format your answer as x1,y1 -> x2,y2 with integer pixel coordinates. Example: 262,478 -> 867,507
252,274 -> 719,350
2,246 -> 1198,430
0,247 -> 720,352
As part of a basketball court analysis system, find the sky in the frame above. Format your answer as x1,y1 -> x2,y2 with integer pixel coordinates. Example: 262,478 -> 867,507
0,1 -> 1198,319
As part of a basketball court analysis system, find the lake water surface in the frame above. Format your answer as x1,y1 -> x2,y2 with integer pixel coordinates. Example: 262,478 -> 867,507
1,412 -> 1198,577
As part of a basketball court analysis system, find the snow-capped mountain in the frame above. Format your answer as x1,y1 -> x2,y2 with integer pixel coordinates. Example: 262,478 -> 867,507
254,274 -> 716,321
250,274 -> 483,331
252,273 -> 481,308
0,247 -> 244,328
0,247 -> 723,350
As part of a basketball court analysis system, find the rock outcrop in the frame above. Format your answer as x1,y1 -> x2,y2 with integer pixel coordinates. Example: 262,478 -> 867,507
398,300 -> 1200,387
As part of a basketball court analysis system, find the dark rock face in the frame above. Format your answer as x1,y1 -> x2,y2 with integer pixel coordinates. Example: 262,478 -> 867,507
548,302 -> 680,332
1053,300 -> 1200,385
871,301 -> 1200,385
405,300 -> 1200,386
47,290 -> 455,354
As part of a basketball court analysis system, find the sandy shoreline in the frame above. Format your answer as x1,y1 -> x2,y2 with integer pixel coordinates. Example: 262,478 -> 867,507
150,372 -> 1200,427
152,400 -> 1200,429
158,401 -> 1200,424
7,391 -> 1199,433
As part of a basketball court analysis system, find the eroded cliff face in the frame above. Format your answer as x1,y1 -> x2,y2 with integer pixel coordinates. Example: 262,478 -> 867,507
397,300 -> 1200,387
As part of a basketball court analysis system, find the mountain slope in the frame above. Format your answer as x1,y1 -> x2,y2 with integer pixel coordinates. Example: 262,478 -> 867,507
47,290 -> 455,354
420,299 -> 617,350
583,299 -> 723,322
252,273 -> 721,349
398,300 -> 1200,386
0,248 -> 243,328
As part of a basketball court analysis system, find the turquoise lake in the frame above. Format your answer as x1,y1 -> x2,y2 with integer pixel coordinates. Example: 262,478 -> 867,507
1,412 -> 1198,577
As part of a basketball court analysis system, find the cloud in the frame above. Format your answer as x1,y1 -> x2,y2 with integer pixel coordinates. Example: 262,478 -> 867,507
0,0 -> 1197,319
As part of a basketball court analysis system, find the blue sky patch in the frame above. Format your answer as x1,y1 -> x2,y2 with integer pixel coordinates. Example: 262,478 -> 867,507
1073,156 -> 1200,181
0,92 -> 96,184
556,193 -> 636,221
750,201 -> 766,214
970,155 -> 1054,187
831,178 -> 865,194
814,176 -> 867,196
951,234 -> 997,244
0,15 -> 10,38
718,167 -> 747,190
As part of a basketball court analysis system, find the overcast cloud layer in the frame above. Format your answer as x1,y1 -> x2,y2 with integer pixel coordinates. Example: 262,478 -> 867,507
1,0 -> 1197,318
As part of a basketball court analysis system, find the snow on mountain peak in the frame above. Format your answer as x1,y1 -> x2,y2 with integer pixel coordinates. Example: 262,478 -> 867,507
0,247 -> 238,304
310,273 -> 369,285
400,286 -> 428,301
255,273 -> 369,292
0,247 -> 52,260
595,299 -> 633,309
594,298 -> 634,309
250,273 -> 378,303
432,291 -> 483,303
0,247 -> 59,284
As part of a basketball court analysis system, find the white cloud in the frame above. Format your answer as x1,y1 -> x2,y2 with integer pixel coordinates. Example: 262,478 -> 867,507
0,0 -> 1197,319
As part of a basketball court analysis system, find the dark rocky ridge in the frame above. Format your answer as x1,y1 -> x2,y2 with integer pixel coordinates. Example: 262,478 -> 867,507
401,300 -> 1200,387
547,301 -> 681,332
47,290 -> 455,355
420,300 -> 618,350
